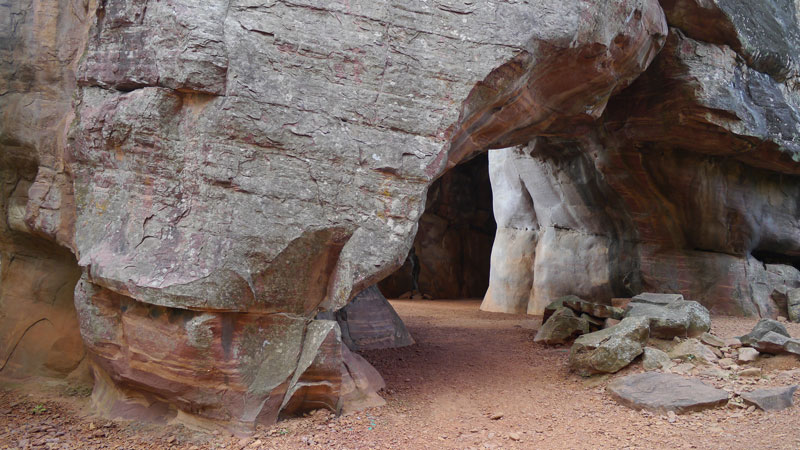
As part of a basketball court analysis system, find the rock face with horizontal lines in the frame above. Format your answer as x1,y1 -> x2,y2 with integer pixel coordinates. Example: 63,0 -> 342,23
2,0 -> 800,435
483,0 -> 800,317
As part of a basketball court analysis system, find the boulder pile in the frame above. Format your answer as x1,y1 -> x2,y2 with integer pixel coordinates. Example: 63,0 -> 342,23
536,292 -> 714,375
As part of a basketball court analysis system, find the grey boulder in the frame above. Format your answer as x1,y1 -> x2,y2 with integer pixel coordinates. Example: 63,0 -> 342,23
741,386 -> 799,411
568,317 -> 650,376
789,288 -> 800,323
739,319 -> 790,346
534,307 -> 590,345
625,300 -> 711,338
608,372 -> 729,414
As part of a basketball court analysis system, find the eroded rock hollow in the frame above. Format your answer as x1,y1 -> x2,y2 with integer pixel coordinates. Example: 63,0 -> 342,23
1,0 -> 799,434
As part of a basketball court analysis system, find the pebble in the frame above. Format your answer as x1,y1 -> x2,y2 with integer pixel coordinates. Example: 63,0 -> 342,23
489,412 -> 504,420
667,411 -> 677,423
509,432 -> 521,441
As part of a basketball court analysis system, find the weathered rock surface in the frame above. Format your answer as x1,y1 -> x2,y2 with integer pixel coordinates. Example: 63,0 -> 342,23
534,307 -> 590,345
668,339 -> 719,365
608,372 -> 729,413
569,317 -> 650,376
789,288 -> 800,323
563,298 -> 625,320
737,347 -> 760,363
625,300 -> 711,338
541,296 -> 581,324
642,347 -> 674,371
483,0 -> 800,317
320,286 -> 414,352
4,0 -> 800,433
741,386 -> 799,411
632,293 -> 683,306
739,319 -> 791,346
700,332 -> 725,348
75,276 -> 383,432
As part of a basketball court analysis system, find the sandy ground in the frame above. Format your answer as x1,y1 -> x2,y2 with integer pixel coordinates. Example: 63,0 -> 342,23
3,299 -> 800,450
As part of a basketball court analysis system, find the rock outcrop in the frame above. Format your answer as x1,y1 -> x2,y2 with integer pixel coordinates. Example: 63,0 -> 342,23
2,0 -> 673,432
3,0 -> 800,434
482,0 -> 800,317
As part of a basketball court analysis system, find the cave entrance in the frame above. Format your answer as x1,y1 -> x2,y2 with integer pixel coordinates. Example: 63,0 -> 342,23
379,153 -> 496,300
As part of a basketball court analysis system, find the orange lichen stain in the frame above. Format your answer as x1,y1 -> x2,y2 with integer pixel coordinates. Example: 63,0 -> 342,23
95,200 -> 108,215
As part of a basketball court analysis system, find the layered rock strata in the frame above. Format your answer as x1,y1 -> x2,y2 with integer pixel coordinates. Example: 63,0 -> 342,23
483,0 -> 800,316
2,0 -> 671,432
4,0 -> 800,434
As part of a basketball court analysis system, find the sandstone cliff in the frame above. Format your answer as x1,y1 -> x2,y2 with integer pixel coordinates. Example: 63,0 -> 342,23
1,0 -> 798,434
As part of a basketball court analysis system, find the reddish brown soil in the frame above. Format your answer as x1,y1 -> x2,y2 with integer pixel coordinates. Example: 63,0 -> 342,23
3,299 -> 800,449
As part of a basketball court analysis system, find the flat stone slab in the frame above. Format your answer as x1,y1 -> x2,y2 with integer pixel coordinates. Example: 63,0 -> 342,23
607,372 -> 729,414
741,386 -> 798,411
631,293 -> 684,305
563,298 -> 625,320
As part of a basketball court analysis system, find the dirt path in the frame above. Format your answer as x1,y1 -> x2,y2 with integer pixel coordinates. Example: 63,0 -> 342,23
3,299 -> 800,449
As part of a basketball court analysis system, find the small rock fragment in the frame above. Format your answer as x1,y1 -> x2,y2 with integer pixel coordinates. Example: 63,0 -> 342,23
718,358 -> 735,369
668,338 -> 719,365
643,347 -> 674,371
737,347 -> 760,363
723,337 -> 742,349
739,368 -> 762,378
700,333 -> 725,348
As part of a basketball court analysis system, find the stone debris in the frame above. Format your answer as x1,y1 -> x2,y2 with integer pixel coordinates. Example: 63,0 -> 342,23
534,307 -> 590,345
789,288 -> 800,323
569,317 -> 650,376
739,319 -> 790,347
607,373 -> 729,414
542,296 -> 582,324
723,337 -> 743,349
625,299 -> 711,339
741,386 -> 799,411
562,298 -> 625,320
737,347 -> 760,363
752,331 -> 792,354
739,368 -> 762,378
718,358 -> 735,370
630,293 -> 684,306
700,333 -> 726,348
642,347 -> 674,371
668,339 -> 719,365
